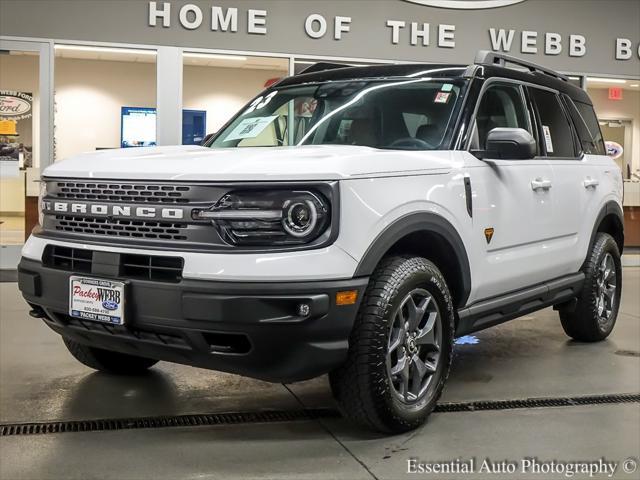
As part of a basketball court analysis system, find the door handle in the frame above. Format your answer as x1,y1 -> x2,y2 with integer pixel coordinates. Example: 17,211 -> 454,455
583,177 -> 599,189
531,178 -> 552,191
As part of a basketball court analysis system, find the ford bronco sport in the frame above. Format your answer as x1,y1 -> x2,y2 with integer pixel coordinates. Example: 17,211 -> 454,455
18,51 -> 624,433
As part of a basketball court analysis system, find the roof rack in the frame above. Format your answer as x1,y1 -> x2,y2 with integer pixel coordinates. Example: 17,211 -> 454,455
474,50 -> 568,82
300,62 -> 353,74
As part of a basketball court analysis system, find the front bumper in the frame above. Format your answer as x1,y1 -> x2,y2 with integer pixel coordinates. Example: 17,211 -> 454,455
18,257 -> 368,382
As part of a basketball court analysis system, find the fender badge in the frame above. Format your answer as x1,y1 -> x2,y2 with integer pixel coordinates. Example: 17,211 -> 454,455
484,228 -> 494,244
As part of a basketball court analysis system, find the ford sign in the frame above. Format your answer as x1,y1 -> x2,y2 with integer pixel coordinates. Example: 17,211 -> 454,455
403,0 -> 526,9
102,300 -> 119,311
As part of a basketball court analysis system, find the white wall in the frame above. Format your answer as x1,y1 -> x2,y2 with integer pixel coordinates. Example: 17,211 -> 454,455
183,65 -> 286,134
53,59 -> 285,160
589,88 -> 640,173
54,58 -> 157,160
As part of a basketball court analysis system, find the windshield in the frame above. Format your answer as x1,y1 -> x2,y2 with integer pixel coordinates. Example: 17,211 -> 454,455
209,78 -> 465,150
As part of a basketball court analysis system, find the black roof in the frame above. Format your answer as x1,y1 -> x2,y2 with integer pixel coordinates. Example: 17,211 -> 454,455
275,58 -> 591,105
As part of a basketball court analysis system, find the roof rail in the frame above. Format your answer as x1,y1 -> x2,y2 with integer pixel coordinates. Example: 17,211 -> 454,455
300,62 -> 353,75
474,50 -> 569,82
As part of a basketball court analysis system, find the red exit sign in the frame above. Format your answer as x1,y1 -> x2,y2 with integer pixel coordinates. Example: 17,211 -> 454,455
609,87 -> 623,100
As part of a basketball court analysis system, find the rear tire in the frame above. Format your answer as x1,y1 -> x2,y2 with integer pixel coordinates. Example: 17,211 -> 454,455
63,338 -> 158,374
560,232 -> 622,342
330,255 -> 454,433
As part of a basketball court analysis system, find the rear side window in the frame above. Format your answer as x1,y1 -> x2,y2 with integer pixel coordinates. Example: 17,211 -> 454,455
529,88 -> 576,158
574,101 -> 606,155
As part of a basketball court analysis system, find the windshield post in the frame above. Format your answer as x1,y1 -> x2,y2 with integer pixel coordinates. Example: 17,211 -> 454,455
287,100 -> 295,146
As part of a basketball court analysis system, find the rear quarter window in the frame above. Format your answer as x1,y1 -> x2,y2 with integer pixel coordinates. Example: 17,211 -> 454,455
573,101 -> 606,155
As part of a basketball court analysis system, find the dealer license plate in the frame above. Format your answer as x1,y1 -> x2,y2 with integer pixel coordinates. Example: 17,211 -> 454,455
69,276 -> 125,325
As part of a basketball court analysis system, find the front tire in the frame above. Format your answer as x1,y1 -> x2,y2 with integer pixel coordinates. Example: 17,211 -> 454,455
560,232 -> 622,342
330,256 -> 455,433
63,338 -> 159,374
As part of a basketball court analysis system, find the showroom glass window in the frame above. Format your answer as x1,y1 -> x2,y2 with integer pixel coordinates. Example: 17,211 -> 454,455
529,88 -> 576,158
472,83 -> 532,150
210,79 -> 464,150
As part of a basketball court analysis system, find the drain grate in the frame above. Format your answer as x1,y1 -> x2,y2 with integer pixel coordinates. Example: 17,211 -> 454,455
1,393 -> 638,437
434,392 -> 640,413
0,408 -> 339,437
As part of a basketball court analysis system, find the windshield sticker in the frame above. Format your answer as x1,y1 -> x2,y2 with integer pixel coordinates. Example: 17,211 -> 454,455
440,83 -> 454,92
434,92 -> 451,103
225,115 -> 279,141
542,125 -> 554,153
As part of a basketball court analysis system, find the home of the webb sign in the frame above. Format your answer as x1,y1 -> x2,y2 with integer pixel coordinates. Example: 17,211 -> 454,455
148,0 -> 640,62
1,0 -> 639,76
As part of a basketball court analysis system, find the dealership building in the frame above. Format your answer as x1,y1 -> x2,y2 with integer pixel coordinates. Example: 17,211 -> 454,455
0,0 -> 639,266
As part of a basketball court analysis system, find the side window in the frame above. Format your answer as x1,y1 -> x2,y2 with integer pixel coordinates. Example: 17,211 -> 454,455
473,83 -> 531,150
529,88 -> 576,158
574,101 -> 606,155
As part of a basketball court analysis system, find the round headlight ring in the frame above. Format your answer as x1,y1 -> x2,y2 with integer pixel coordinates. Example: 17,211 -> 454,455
282,199 -> 318,238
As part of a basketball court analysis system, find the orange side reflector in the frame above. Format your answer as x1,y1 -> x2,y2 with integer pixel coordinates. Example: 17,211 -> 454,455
336,290 -> 358,306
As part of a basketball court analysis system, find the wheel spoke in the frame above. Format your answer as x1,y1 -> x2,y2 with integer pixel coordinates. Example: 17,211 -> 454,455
388,325 -> 405,353
603,285 -> 616,302
411,356 -> 435,382
400,359 -> 411,401
406,295 -> 430,331
391,354 -> 408,376
415,312 -> 438,348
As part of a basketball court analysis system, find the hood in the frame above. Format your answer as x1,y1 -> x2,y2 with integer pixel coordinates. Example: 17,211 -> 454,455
43,145 -> 452,181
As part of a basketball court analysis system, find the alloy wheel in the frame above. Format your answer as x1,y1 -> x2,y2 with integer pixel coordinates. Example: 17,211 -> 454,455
386,288 -> 442,405
596,252 -> 617,328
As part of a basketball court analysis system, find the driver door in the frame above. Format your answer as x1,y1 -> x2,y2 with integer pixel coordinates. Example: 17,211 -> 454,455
466,81 -> 556,301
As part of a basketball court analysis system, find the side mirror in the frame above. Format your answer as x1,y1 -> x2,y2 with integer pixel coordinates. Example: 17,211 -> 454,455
477,127 -> 536,160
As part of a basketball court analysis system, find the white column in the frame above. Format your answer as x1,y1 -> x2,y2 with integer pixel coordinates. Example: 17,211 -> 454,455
156,46 -> 183,146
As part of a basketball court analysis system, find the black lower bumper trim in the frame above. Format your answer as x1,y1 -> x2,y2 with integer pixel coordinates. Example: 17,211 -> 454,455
18,258 -> 369,382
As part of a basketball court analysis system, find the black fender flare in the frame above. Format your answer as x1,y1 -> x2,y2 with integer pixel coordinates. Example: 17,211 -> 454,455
586,201 -> 624,259
353,212 -> 472,307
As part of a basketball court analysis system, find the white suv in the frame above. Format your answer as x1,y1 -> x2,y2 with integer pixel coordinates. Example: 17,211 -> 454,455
18,51 -> 624,433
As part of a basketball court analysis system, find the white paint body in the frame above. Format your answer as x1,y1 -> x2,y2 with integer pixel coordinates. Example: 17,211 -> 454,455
24,143 -> 622,307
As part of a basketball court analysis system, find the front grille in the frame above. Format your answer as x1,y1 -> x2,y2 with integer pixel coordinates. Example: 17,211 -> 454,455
43,245 -> 184,283
54,181 -> 190,204
54,215 -> 188,241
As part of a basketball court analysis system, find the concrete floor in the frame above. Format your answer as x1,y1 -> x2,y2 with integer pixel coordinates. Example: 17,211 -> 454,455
0,269 -> 638,480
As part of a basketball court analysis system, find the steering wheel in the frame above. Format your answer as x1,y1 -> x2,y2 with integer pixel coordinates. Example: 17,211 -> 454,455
387,137 -> 433,149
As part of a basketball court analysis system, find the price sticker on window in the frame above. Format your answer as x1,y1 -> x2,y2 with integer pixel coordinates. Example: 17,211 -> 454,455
542,125 -> 554,153
224,115 -> 279,141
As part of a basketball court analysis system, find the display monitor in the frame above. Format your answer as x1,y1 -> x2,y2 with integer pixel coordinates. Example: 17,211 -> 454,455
121,107 -> 156,148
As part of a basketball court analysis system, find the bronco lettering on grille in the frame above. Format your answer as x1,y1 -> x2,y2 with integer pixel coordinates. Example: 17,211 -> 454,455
42,201 -> 184,220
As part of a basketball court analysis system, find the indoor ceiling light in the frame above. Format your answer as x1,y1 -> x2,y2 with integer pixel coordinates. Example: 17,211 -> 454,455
183,53 -> 247,61
55,45 -> 156,55
586,77 -> 626,84
630,84 -> 639,87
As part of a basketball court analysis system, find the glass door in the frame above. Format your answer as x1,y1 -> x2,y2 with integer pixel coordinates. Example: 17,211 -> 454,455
0,39 -> 53,270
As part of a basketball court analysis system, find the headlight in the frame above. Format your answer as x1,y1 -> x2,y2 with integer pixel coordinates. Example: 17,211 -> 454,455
194,190 -> 331,246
